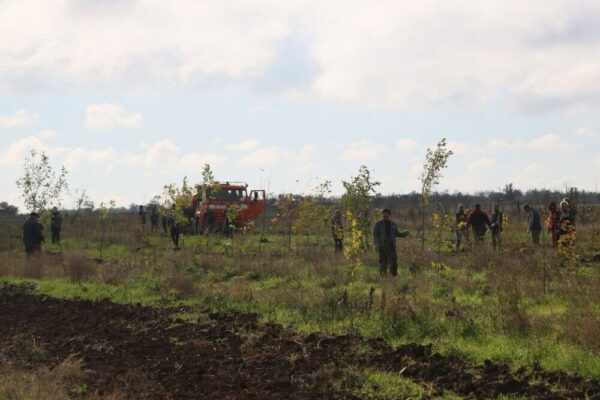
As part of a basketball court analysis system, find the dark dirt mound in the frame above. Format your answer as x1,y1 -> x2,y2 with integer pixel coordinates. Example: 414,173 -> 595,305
0,284 -> 598,400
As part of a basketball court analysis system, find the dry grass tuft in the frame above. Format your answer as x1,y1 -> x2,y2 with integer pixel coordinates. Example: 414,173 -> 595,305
0,355 -> 123,399
64,252 -> 96,282
22,256 -> 44,279
164,272 -> 196,299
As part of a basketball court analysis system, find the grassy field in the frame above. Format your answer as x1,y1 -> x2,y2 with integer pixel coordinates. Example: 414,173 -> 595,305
0,209 -> 599,398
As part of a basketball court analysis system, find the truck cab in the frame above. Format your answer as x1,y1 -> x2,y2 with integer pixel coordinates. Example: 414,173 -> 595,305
194,182 -> 266,233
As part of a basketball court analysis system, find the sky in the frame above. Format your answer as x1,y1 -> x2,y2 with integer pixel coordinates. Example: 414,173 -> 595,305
1,0 -> 600,209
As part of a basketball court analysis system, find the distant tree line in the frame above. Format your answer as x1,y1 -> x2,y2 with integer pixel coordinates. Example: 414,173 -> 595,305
0,202 -> 18,216
372,184 -> 600,225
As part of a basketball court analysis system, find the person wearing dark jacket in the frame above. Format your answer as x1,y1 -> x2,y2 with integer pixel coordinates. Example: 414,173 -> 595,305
373,209 -> 409,277
50,207 -> 62,244
138,205 -> 147,226
23,212 -> 45,256
204,209 -> 216,235
221,206 -> 233,238
149,204 -> 159,233
524,204 -> 542,245
167,204 -> 180,249
161,206 -> 169,235
490,203 -> 503,250
467,204 -> 491,244
331,210 -> 344,253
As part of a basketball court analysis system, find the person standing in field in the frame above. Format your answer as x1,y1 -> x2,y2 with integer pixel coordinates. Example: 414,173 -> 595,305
23,212 -> 44,256
138,205 -> 147,226
547,202 -> 561,248
562,197 -> 577,223
221,206 -> 234,238
467,204 -> 491,244
558,200 -> 576,248
167,204 -> 180,249
373,209 -> 410,277
455,204 -> 470,251
524,204 -> 542,245
490,203 -> 503,250
331,210 -> 344,253
160,206 -> 169,235
204,209 -> 216,235
50,207 -> 62,244
149,204 -> 160,233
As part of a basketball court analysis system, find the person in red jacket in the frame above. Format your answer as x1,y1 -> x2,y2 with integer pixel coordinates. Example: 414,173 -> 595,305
467,204 -> 491,244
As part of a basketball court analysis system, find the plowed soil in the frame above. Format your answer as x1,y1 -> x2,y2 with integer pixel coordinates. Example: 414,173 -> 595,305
0,283 -> 598,399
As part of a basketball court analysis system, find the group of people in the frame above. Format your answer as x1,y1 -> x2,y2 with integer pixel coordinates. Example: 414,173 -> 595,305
137,204 -> 233,250
455,203 -> 504,251
328,199 -> 579,277
547,199 -> 577,248
454,199 -> 576,251
23,199 -> 579,269
138,204 -> 183,249
22,207 -> 63,256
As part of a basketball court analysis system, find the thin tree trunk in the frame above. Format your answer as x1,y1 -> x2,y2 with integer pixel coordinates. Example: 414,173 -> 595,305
421,197 -> 426,256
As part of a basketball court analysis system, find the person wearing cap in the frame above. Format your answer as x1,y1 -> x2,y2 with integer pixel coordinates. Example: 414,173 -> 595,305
23,212 -> 45,256
524,204 -> 542,245
331,210 -> 344,253
467,204 -> 491,244
558,200 -> 576,248
373,209 -> 410,277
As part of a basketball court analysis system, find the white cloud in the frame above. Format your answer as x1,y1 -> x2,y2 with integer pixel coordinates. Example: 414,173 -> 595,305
63,147 -> 118,171
84,103 -> 142,129
468,157 -> 496,173
35,129 -> 58,140
395,138 -> 418,151
573,128 -> 598,139
487,138 -> 508,149
228,139 -> 260,151
526,134 -> 573,150
0,1 -> 288,91
130,139 -> 179,171
513,162 -> 547,188
0,108 -> 37,127
293,144 -> 318,173
179,152 -> 225,170
447,140 -> 475,156
490,133 -> 580,152
0,133 -> 67,166
239,146 -> 291,168
340,140 -> 385,161
0,132 -> 119,173
130,139 -> 225,175
306,1 -> 600,112
3,2 -> 600,113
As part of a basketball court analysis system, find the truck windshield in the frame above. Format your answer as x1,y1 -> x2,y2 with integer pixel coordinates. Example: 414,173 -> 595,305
208,189 -> 246,201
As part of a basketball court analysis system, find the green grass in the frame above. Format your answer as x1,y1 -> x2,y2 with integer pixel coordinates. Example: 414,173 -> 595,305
342,369 -> 463,400
345,369 -> 426,399
1,223 -> 599,381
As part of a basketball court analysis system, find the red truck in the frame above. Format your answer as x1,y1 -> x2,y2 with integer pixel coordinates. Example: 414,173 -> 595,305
193,182 -> 266,233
